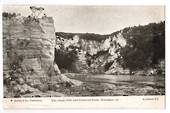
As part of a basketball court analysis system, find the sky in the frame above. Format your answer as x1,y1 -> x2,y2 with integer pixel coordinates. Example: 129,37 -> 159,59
3,5 -> 165,34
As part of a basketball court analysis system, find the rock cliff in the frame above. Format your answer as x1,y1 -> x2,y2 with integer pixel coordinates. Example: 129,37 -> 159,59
55,31 -> 128,74
3,11 -> 165,97
55,21 -> 165,75
3,14 -> 62,97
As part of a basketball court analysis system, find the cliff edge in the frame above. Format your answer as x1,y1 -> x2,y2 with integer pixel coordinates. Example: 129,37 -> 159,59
3,14 -> 62,97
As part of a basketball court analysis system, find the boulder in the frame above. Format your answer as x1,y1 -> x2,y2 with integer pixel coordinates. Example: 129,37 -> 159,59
60,74 -> 83,86
17,77 -> 25,85
37,84 -> 49,92
100,83 -> 116,90
19,84 -> 39,94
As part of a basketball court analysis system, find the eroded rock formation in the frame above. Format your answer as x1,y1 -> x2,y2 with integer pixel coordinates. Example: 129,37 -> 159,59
55,21 -> 165,75
55,32 -> 128,74
3,11 -> 165,97
3,14 -> 61,97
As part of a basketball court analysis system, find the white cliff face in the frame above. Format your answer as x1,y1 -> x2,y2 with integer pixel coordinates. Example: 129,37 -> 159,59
102,37 -> 111,51
59,35 -> 80,48
55,31 -> 127,73
79,39 -> 101,55
114,32 -> 127,47
3,15 -> 61,96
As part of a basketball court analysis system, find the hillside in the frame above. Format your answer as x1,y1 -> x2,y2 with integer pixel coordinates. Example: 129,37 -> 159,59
3,11 -> 165,97
55,21 -> 165,75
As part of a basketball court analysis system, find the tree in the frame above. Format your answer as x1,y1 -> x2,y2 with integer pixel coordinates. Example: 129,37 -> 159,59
30,6 -> 44,18
119,21 -> 165,75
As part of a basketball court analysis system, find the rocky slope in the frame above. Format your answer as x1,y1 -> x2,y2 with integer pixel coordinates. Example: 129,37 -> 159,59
3,13 -> 66,97
55,22 -> 165,75
55,31 -> 128,74
3,11 -> 165,97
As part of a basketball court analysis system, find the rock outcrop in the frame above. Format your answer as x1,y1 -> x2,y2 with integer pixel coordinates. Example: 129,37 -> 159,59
55,32 -> 128,74
55,22 -> 165,75
3,14 -> 61,97
3,11 -> 165,97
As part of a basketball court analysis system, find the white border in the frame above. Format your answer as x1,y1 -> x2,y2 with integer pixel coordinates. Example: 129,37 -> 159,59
1,0 -> 166,5
0,0 -> 169,113
3,96 -> 165,109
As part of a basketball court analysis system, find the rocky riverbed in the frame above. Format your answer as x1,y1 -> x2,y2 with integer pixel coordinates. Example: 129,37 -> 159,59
60,73 -> 165,96
12,73 -> 165,97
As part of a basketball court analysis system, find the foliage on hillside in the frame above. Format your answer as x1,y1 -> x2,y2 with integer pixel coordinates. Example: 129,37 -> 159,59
55,21 -> 165,74
54,47 -> 78,72
119,21 -> 165,73
3,12 -> 18,18
56,32 -> 108,42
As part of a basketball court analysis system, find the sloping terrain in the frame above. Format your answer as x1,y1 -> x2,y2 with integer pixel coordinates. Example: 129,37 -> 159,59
55,22 -> 165,75
3,12 -> 165,97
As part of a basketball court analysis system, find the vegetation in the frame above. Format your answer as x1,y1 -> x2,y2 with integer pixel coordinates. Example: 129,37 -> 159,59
119,21 -> 165,74
55,21 -> 165,75
3,12 -> 17,18
56,32 -> 108,42
54,47 -> 78,71
104,61 -> 114,71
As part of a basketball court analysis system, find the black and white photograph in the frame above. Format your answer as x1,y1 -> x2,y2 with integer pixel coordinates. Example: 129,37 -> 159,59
3,5 -> 165,98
